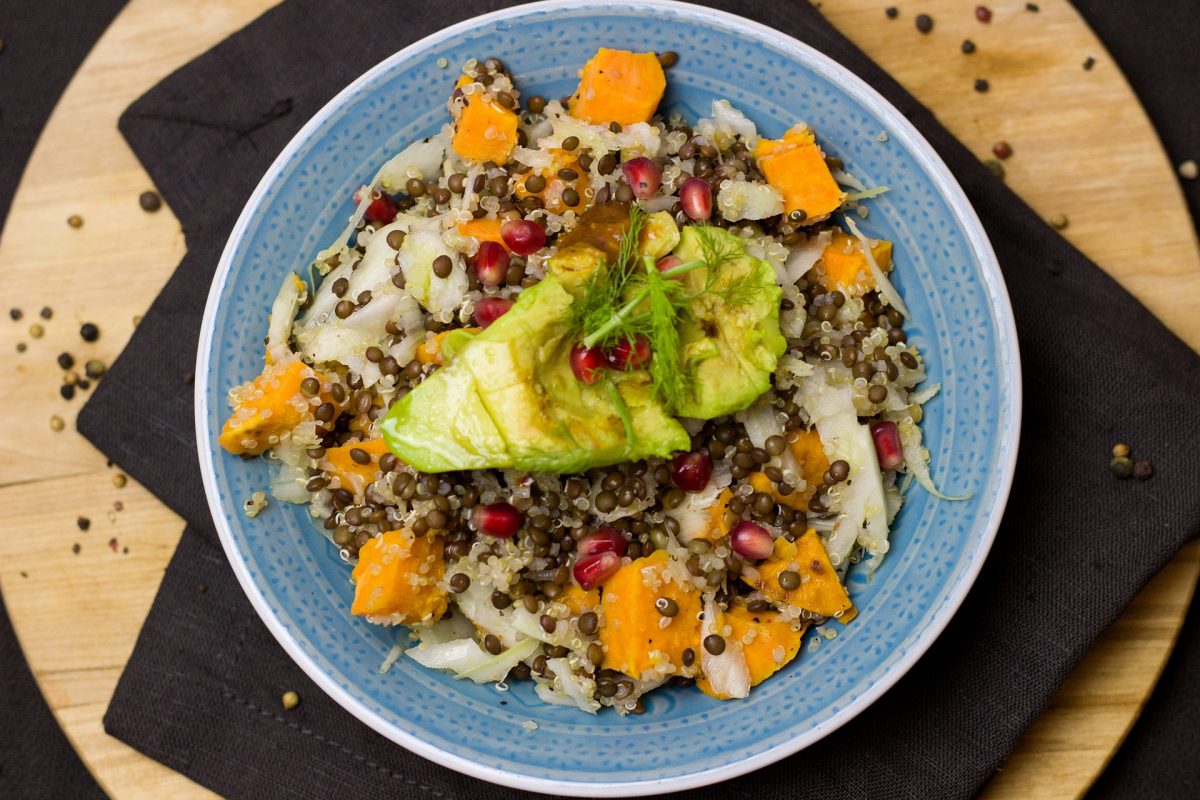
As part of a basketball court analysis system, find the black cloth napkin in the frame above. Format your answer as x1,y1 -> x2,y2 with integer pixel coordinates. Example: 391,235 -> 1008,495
76,1 -> 1200,798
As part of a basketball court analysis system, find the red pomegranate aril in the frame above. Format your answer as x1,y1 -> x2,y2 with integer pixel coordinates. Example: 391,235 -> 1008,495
472,502 -> 522,538
578,527 -> 628,558
869,420 -> 905,470
730,521 -> 774,561
473,241 -> 509,286
500,219 -> 547,255
679,177 -> 713,220
672,450 -> 713,492
620,157 -> 662,199
473,296 -> 513,328
364,195 -> 398,223
573,551 -> 622,590
570,343 -> 607,385
605,335 -> 652,371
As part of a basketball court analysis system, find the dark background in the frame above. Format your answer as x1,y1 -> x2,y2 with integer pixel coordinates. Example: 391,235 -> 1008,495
0,1 -> 1195,798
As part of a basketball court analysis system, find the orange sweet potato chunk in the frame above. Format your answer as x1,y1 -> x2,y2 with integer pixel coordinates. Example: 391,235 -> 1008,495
598,550 -> 702,679
754,126 -> 845,222
697,604 -> 806,697
513,149 -> 590,214
322,438 -> 392,496
351,530 -> 447,623
787,427 -> 831,490
568,48 -> 666,126
452,94 -> 519,164
749,471 -> 807,512
817,230 -> 893,293
744,530 -> 851,617
456,217 -> 511,250
218,361 -> 332,456
557,583 -> 600,616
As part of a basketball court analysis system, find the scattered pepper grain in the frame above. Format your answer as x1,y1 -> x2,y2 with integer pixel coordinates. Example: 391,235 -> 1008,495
1179,160 -> 1198,180
984,159 -> 1006,179
113,473 -> 128,488
282,691 -> 300,710
1111,443 -> 1130,458
992,141 -> 1013,160
1049,213 -> 1069,230
915,13 -> 933,33
9,308 -> 21,321
50,415 -> 64,431
885,7 -> 898,19
961,39 -> 976,54
139,190 -> 163,212
1133,459 -> 1153,480
80,322 -> 100,342
77,516 -> 91,531
1083,56 -> 1096,71
975,6 -> 992,23
974,78 -> 990,93
1109,456 -> 1133,479
39,306 -> 52,320
29,323 -> 44,339
72,543 -> 81,555
57,352 -> 75,369
67,214 -> 83,228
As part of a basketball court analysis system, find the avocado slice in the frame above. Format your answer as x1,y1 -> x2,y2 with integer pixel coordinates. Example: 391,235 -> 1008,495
380,274 -> 689,473
672,227 -> 786,418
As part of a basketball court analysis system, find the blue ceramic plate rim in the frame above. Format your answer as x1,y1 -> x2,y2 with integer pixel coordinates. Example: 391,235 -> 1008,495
196,1 -> 1021,794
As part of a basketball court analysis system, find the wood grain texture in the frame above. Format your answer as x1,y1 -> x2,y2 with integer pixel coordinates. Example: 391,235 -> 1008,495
0,1 -> 1195,798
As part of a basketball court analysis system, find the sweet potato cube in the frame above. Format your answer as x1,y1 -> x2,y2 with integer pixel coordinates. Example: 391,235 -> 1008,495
818,230 -> 893,293
744,530 -> 851,617
697,604 -> 806,697
218,361 -> 331,456
598,550 -> 702,679
754,126 -> 845,222
568,48 -> 666,126
322,438 -> 392,496
452,94 -> 519,164
351,530 -> 447,624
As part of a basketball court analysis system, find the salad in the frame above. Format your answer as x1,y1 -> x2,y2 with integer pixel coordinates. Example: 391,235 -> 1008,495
218,48 -> 946,713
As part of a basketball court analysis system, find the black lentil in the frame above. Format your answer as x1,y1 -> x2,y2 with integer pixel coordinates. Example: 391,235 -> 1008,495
915,13 -> 933,33
703,634 -> 726,655
449,573 -> 471,593
139,191 -> 163,212
432,255 -> 453,279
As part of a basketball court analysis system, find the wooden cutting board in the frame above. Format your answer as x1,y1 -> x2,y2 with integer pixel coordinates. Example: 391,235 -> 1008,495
0,1 -> 1197,798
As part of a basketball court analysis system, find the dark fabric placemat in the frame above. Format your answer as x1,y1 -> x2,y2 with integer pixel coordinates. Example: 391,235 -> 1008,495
0,0 -> 127,797
75,1 -> 1200,798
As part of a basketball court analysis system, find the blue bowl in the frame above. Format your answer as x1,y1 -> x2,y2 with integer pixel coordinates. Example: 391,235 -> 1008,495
197,1 -> 1021,794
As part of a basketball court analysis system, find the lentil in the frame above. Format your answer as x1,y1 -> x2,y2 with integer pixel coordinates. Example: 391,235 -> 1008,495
961,39 -> 977,54
449,573 -> 471,593
778,570 -> 801,591
432,255 -> 453,279
702,634 -> 726,656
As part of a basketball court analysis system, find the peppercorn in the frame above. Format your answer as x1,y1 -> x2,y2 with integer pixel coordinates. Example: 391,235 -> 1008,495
1109,456 -> 1133,479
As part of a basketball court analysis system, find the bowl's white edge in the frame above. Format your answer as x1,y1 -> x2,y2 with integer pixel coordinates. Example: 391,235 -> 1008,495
195,0 -> 1023,795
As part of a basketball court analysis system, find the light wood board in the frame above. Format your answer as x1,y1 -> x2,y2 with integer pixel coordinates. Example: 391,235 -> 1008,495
0,1 -> 1197,798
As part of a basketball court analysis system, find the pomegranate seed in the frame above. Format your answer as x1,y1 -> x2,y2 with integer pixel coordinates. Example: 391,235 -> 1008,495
730,521 -> 774,561
570,343 -> 606,385
500,219 -> 547,256
869,420 -> 905,470
473,296 -> 513,328
620,157 -> 662,199
573,551 -> 622,590
577,527 -> 627,558
679,177 -> 713,220
672,450 -> 713,492
992,141 -> 1013,160
473,241 -> 509,286
605,335 -> 652,371
364,195 -> 398,223
975,5 -> 992,23
472,502 -> 522,538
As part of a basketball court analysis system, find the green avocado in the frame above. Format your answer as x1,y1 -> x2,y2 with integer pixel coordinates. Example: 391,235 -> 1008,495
380,275 -> 689,473
673,227 -> 786,419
